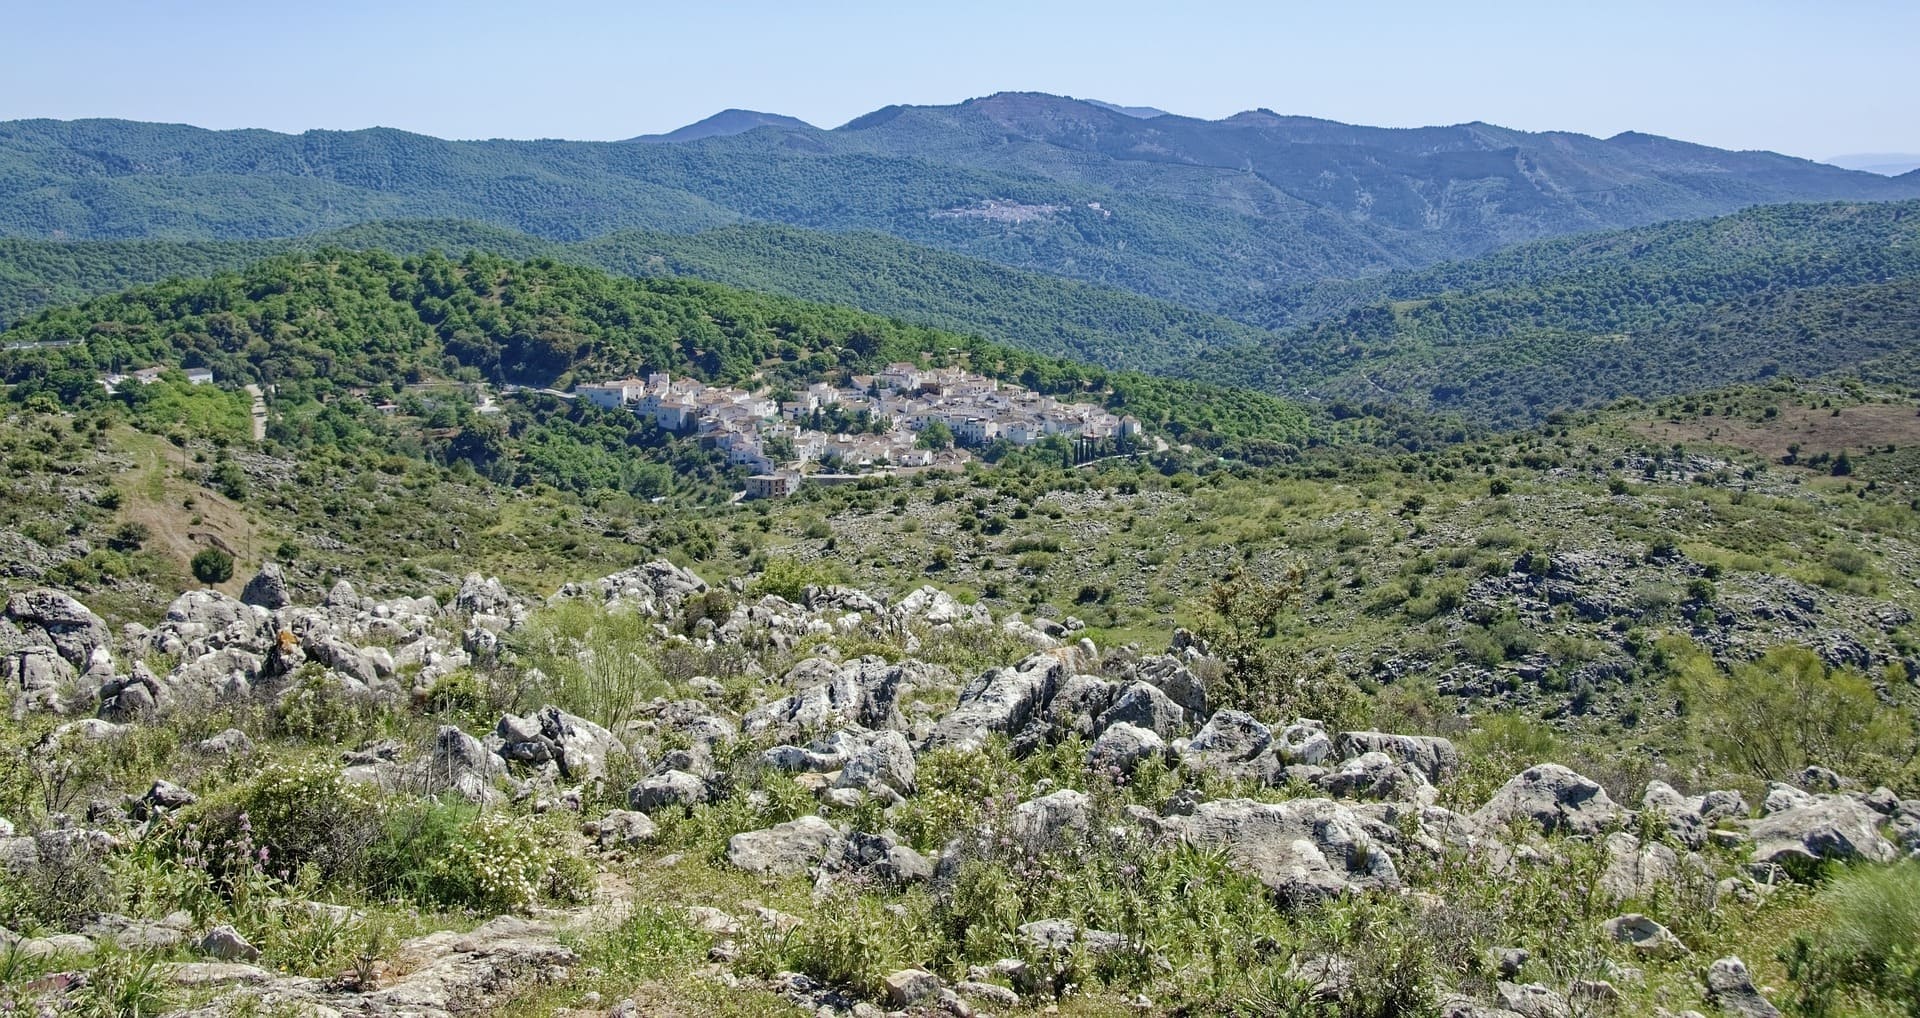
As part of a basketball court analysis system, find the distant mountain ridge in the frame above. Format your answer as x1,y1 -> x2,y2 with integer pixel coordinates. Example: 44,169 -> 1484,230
1827,153 -> 1920,176
628,108 -> 816,143
4,93 -> 1919,312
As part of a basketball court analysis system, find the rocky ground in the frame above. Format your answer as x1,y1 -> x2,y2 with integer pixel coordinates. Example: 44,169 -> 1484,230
2,558 -> 1915,1017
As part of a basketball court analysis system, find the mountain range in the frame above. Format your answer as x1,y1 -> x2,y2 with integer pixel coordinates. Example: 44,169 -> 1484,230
6,92 -> 1919,312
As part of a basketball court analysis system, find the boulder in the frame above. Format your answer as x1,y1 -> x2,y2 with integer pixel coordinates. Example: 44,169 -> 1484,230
197,925 -> 260,962
1130,651 -> 1208,718
1495,982 -> 1571,1018
1161,797 -> 1400,902
1317,751 -> 1436,805
884,968 -> 941,1009
419,726 -> 505,803
1097,681 -> 1185,739
1180,710 -> 1281,784
1748,795 -> 1898,867
627,770 -> 712,813
154,590 -> 270,657
240,562 -> 292,610
842,831 -> 934,885
1705,957 -> 1781,1018
1333,731 -> 1460,783
726,815 -> 844,876
1278,721 -> 1333,766
1009,789 -> 1092,847
741,657 -> 923,739
1044,674 -> 1115,740
894,586 -> 988,627
1087,722 -> 1165,776
832,730 -> 918,797
193,728 -> 254,756
1474,765 -> 1621,836
1599,832 -> 1680,900
924,651 -> 1070,752
5,589 -> 109,668
494,706 -> 629,787
584,810 -> 658,849
6,645 -> 78,714
1603,913 -> 1688,959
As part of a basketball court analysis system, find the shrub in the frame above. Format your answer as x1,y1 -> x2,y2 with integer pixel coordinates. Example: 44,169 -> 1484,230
1783,861 -> 1920,1017
183,763 -> 384,891
1673,643 -> 1914,787
0,832 -> 119,932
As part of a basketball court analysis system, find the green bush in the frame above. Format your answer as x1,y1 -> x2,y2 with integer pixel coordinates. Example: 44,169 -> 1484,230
1672,642 -> 1915,787
182,762 -> 384,892
1784,861 -> 1920,1017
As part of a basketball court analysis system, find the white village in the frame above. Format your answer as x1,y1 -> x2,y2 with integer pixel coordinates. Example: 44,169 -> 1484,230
575,362 -> 1143,497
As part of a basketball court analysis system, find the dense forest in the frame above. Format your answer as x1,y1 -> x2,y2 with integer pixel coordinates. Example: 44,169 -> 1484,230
0,249 -> 1320,500
8,100 -> 1920,309
7,198 -> 1920,429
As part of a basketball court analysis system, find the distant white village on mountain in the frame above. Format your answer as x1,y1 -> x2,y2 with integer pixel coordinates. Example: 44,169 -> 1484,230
576,363 -> 1142,496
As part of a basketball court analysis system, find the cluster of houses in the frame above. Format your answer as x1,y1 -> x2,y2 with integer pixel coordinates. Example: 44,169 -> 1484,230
99,365 -> 214,394
575,363 -> 1142,497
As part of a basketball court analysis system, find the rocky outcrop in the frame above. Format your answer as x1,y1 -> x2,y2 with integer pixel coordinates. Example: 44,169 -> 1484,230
1333,731 -> 1459,783
924,650 -> 1074,752
1748,793 -> 1898,866
5,589 -> 109,669
1706,956 -> 1782,1018
494,706 -> 629,787
1474,765 -> 1621,836
1180,710 -> 1281,784
727,815 -> 846,876
1160,797 -> 1400,902
741,656 -> 929,739
627,770 -> 713,813
1603,913 -> 1688,959
240,562 -> 292,610
1088,722 -> 1165,775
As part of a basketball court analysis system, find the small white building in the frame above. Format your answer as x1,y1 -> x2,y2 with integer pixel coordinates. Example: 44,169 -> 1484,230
576,379 -> 648,409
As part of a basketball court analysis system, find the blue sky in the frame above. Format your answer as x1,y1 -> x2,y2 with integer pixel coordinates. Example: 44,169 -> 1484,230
4,0 -> 1914,159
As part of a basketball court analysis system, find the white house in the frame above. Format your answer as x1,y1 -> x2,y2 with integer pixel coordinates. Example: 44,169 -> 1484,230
576,379 -> 647,409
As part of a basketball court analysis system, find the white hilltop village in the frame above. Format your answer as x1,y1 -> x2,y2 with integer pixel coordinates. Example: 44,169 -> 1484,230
575,362 -> 1144,498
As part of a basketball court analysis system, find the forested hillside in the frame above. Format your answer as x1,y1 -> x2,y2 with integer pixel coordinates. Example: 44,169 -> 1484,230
1185,200 -> 1920,423
0,248 -> 1315,467
0,222 -> 1263,374
7,97 -> 1919,308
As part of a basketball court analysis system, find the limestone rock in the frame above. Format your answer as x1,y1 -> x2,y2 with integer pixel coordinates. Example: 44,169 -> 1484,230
240,562 -> 292,609
5,589 -> 109,668
924,651 -> 1070,752
1096,681 -> 1185,739
1010,789 -> 1092,848
1087,721 -> 1165,776
1705,956 -> 1781,1018
727,815 -> 844,876
1474,764 -> 1621,836
627,770 -> 712,813
884,968 -> 940,1008
1333,731 -> 1460,783
1161,797 -> 1400,902
1748,795 -> 1897,867
1603,913 -> 1688,959
1181,709 -> 1280,784
198,924 -> 260,962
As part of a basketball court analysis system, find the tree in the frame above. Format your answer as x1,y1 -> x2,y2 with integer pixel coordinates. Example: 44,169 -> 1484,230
916,420 -> 953,451
190,548 -> 234,586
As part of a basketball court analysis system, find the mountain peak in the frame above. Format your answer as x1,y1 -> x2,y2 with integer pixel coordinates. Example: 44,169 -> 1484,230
628,109 -> 814,144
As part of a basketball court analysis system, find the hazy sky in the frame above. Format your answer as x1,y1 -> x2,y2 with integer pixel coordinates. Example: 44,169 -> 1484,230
4,0 -> 1914,160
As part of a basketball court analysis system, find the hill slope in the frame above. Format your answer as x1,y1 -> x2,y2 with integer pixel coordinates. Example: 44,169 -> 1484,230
0,220 -> 1268,374
7,97 -> 1918,309
1185,200 -> 1920,423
